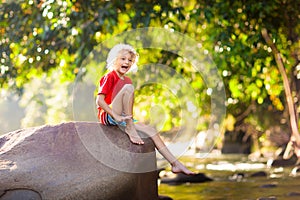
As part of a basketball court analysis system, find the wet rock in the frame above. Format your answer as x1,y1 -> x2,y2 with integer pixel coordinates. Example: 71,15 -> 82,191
268,155 -> 298,167
0,122 -> 158,200
260,184 -> 277,188
250,171 -> 267,177
159,195 -> 173,200
257,197 -> 277,200
160,173 -> 213,185
287,192 -> 300,196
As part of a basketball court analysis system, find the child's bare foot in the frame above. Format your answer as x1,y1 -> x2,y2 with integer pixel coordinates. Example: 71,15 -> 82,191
125,125 -> 144,145
171,160 -> 195,175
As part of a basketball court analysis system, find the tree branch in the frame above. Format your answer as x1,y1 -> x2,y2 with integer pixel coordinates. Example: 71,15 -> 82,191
261,28 -> 300,159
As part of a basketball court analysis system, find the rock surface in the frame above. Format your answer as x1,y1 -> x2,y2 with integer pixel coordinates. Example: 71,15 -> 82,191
160,173 -> 213,185
0,122 -> 158,200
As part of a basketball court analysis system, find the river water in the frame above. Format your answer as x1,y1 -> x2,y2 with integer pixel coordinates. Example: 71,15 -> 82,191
158,153 -> 300,200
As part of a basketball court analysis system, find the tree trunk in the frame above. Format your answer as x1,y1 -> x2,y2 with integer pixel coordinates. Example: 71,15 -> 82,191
261,28 -> 300,159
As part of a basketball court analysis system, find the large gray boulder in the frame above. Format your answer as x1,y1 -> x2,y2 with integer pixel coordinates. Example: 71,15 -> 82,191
0,122 -> 158,200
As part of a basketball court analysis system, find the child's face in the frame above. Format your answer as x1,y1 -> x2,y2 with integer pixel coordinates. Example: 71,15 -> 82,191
113,50 -> 135,76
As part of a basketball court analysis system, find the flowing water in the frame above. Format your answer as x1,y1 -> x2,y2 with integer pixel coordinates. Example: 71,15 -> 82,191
158,153 -> 300,200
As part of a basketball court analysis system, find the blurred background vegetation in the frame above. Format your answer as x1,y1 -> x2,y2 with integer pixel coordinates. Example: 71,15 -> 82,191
0,0 -> 299,156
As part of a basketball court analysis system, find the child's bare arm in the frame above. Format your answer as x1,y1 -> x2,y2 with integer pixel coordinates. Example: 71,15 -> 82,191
96,94 -> 114,116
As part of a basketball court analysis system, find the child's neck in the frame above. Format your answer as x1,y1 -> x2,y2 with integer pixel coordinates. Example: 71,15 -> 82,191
114,70 -> 125,80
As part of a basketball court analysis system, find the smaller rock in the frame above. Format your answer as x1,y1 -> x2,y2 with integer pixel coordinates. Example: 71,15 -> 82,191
260,184 -> 277,188
287,192 -> 300,196
257,196 -> 277,200
250,171 -> 267,177
268,155 -> 298,167
160,173 -> 213,185
158,195 -> 173,200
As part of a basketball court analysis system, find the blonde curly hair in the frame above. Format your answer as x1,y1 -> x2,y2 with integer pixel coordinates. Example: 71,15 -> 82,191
106,44 -> 139,72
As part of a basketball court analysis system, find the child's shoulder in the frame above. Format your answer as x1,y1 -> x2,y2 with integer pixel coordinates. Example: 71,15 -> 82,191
105,70 -> 115,76
99,70 -> 114,83
101,70 -> 116,79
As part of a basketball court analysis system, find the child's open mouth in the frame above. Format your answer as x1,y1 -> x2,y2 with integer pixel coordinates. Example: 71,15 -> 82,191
121,66 -> 129,69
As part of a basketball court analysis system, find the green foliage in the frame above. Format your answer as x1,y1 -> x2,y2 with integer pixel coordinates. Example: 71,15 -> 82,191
198,0 -> 299,117
0,0 -> 299,140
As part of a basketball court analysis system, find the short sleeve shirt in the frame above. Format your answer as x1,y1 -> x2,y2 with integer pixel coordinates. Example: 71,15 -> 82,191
98,70 -> 132,106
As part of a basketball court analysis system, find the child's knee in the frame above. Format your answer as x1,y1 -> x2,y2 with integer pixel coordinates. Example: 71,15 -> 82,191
123,84 -> 134,93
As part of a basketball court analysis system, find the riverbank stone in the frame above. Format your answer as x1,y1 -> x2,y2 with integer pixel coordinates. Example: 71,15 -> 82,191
160,173 -> 213,185
0,122 -> 158,200
250,171 -> 267,177
268,155 -> 298,167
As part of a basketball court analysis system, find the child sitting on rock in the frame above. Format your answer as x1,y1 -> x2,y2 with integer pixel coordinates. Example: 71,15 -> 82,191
96,43 -> 194,175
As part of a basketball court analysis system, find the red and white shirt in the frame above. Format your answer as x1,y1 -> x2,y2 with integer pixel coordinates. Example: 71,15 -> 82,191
97,70 -> 132,123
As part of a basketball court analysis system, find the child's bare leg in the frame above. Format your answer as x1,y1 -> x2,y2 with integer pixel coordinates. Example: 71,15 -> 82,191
151,134 -> 195,175
112,84 -> 144,145
122,85 -> 144,145
135,123 -> 195,175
